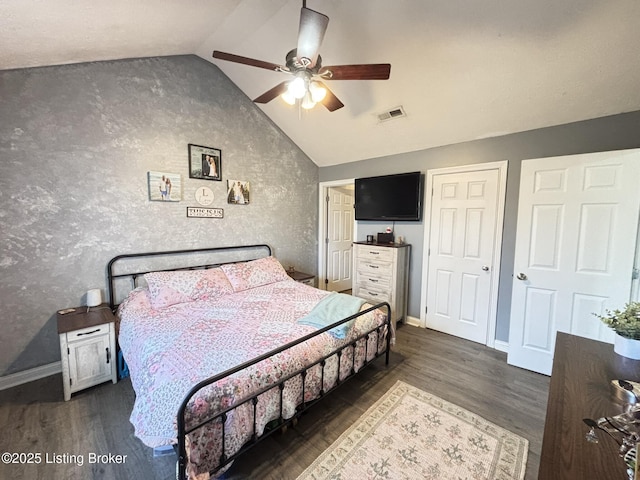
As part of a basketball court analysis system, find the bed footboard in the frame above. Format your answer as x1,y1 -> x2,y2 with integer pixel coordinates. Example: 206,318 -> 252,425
176,302 -> 391,480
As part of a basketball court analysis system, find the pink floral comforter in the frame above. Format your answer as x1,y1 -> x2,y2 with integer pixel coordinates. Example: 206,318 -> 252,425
117,279 -> 387,479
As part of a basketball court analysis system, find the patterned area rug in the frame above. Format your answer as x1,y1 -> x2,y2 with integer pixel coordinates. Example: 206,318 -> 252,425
296,380 -> 528,480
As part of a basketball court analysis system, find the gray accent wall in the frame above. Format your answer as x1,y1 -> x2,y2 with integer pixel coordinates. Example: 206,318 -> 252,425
319,111 -> 640,342
0,56 -> 318,376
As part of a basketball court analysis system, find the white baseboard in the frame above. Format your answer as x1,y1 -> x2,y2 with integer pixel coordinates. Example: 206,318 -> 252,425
0,361 -> 61,391
404,315 -> 423,328
494,339 -> 509,353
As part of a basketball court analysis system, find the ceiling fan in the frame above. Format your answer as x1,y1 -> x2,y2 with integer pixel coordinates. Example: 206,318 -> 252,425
212,1 -> 391,112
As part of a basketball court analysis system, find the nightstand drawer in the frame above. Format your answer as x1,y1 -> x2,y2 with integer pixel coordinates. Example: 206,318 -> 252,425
66,323 -> 111,342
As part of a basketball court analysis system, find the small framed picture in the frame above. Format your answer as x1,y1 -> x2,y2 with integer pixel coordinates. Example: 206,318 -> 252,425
189,144 -> 221,181
227,180 -> 250,205
148,171 -> 181,202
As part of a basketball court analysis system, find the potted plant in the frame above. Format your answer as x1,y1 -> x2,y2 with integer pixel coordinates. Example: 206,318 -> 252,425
594,302 -> 640,359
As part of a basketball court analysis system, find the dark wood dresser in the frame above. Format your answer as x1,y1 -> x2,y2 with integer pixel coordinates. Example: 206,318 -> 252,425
539,332 -> 640,479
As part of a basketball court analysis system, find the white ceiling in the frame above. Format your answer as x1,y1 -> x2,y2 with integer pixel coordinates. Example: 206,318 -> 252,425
2,0 -> 640,167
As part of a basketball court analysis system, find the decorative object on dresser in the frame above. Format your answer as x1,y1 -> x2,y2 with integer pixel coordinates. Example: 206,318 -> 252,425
376,232 -> 393,244
297,380 -> 528,480
594,301 -> 640,360
57,304 -> 117,401
352,241 -> 410,326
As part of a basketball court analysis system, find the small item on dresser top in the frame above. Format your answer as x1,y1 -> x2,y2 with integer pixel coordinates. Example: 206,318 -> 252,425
377,232 -> 394,244
611,379 -> 640,405
366,235 -> 374,243
397,235 -> 405,244
86,288 -> 102,309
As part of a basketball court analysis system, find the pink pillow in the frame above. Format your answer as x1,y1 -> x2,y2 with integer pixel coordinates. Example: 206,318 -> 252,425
144,268 -> 233,309
220,256 -> 290,292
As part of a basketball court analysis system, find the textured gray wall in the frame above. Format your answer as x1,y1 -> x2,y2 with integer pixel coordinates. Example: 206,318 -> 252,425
319,111 -> 640,342
0,55 -> 318,375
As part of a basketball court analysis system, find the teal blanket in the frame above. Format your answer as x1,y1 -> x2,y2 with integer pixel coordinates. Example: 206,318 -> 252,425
297,293 -> 366,339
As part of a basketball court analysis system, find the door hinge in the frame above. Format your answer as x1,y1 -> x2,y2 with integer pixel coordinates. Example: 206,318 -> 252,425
633,268 -> 639,280
425,306 -> 428,314
67,348 -> 70,355
70,378 -> 73,386
325,278 -> 329,285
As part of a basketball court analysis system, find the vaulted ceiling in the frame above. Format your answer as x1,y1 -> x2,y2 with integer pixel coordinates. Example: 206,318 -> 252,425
2,0 -> 639,167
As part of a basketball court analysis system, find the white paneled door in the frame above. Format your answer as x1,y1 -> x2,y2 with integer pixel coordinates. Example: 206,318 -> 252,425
326,185 -> 354,292
507,150 -> 640,375
425,164 -> 505,344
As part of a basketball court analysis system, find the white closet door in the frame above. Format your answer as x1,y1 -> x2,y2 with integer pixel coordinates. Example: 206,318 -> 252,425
425,168 -> 500,343
507,149 -> 640,375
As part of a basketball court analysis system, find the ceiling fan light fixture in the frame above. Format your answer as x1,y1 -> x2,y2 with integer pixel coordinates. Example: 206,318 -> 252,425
301,91 -> 316,109
288,76 -> 307,99
309,81 -> 326,103
281,89 -> 296,105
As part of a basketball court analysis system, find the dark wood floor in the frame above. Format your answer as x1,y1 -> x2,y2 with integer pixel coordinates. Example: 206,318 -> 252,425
0,325 -> 549,480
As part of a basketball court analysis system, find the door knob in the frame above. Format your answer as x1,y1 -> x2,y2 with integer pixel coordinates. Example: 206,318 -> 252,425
482,265 -> 490,271
516,273 -> 527,281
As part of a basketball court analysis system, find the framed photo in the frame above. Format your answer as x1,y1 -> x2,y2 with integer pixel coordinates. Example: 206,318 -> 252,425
148,171 -> 181,202
189,144 -> 221,181
227,180 -> 250,205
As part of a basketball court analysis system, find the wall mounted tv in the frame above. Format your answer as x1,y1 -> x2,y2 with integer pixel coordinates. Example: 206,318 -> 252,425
355,171 -> 424,221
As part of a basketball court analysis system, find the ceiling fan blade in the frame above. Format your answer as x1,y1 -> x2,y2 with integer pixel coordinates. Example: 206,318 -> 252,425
296,7 -> 329,68
213,50 -> 284,72
253,82 -> 289,104
319,64 -> 391,80
315,82 -> 344,112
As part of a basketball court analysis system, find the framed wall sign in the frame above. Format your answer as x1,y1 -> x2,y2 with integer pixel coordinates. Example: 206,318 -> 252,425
186,207 -> 224,218
188,144 -> 221,181
195,186 -> 214,206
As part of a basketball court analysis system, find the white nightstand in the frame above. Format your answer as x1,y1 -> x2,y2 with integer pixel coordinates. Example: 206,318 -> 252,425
287,270 -> 315,287
57,304 -> 117,401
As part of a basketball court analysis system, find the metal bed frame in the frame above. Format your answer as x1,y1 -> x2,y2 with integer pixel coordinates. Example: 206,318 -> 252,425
107,244 -> 391,480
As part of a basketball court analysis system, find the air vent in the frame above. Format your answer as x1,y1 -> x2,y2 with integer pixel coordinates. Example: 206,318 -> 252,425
377,106 -> 406,123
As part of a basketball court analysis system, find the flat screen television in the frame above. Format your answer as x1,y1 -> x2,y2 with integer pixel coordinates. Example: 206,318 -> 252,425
355,171 -> 423,221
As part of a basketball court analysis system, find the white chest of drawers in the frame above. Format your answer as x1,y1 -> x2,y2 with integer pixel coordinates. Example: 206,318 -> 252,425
352,242 -> 410,325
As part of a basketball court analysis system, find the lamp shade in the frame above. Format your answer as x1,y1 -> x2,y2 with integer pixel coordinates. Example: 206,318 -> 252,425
86,288 -> 102,307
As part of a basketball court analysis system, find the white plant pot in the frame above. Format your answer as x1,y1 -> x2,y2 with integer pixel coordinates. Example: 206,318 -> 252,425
614,334 -> 640,360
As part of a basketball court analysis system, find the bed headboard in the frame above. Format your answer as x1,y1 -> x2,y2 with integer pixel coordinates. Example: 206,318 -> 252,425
107,244 -> 272,310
